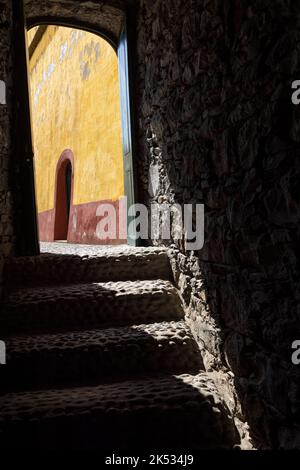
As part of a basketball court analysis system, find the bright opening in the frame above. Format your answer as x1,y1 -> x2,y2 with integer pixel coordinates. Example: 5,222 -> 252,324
27,25 -> 127,246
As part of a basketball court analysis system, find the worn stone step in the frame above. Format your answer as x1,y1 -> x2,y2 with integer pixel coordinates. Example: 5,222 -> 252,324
4,247 -> 172,291
0,373 -> 238,449
0,280 -> 184,334
2,321 -> 203,391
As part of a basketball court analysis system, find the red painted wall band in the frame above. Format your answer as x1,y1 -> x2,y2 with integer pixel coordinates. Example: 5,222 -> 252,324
38,199 -> 127,245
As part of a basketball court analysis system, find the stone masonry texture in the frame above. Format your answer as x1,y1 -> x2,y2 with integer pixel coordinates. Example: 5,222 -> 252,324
0,0 -> 15,297
0,373 -> 237,449
0,0 -> 300,449
0,247 -> 239,449
135,0 -> 300,449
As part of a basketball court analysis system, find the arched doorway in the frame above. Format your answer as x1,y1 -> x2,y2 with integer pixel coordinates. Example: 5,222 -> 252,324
54,150 -> 74,241
26,21 -> 137,247
14,0 -> 138,254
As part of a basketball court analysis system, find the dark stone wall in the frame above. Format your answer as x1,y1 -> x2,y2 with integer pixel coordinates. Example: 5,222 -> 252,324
135,0 -> 300,448
0,0 -> 15,295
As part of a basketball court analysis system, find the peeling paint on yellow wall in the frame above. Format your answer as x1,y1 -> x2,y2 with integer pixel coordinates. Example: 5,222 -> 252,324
28,26 -> 124,213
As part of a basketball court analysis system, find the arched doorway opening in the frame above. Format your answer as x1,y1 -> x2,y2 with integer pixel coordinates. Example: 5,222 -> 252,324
54,151 -> 74,241
26,22 -> 136,247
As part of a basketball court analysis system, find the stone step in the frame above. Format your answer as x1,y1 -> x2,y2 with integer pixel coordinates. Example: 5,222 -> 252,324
4,247 -> 172,292
0,373 -> 238,449
0,280 -> 184,334
2,321 -> 203,391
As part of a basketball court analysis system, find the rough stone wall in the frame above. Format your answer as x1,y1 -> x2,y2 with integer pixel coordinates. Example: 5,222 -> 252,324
0,0 -> 15,296
24,0 -> 127,46
136,0 -> 300,449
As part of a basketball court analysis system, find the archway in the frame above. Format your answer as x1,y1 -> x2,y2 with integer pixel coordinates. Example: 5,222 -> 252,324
26,21 -> 136,246
54,150 -> 74,241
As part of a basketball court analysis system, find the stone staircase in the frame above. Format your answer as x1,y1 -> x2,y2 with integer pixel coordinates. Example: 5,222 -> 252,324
0,246 -> 238,449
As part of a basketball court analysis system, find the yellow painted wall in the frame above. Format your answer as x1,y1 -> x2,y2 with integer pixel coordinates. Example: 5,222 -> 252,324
28,26 -> 124,213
